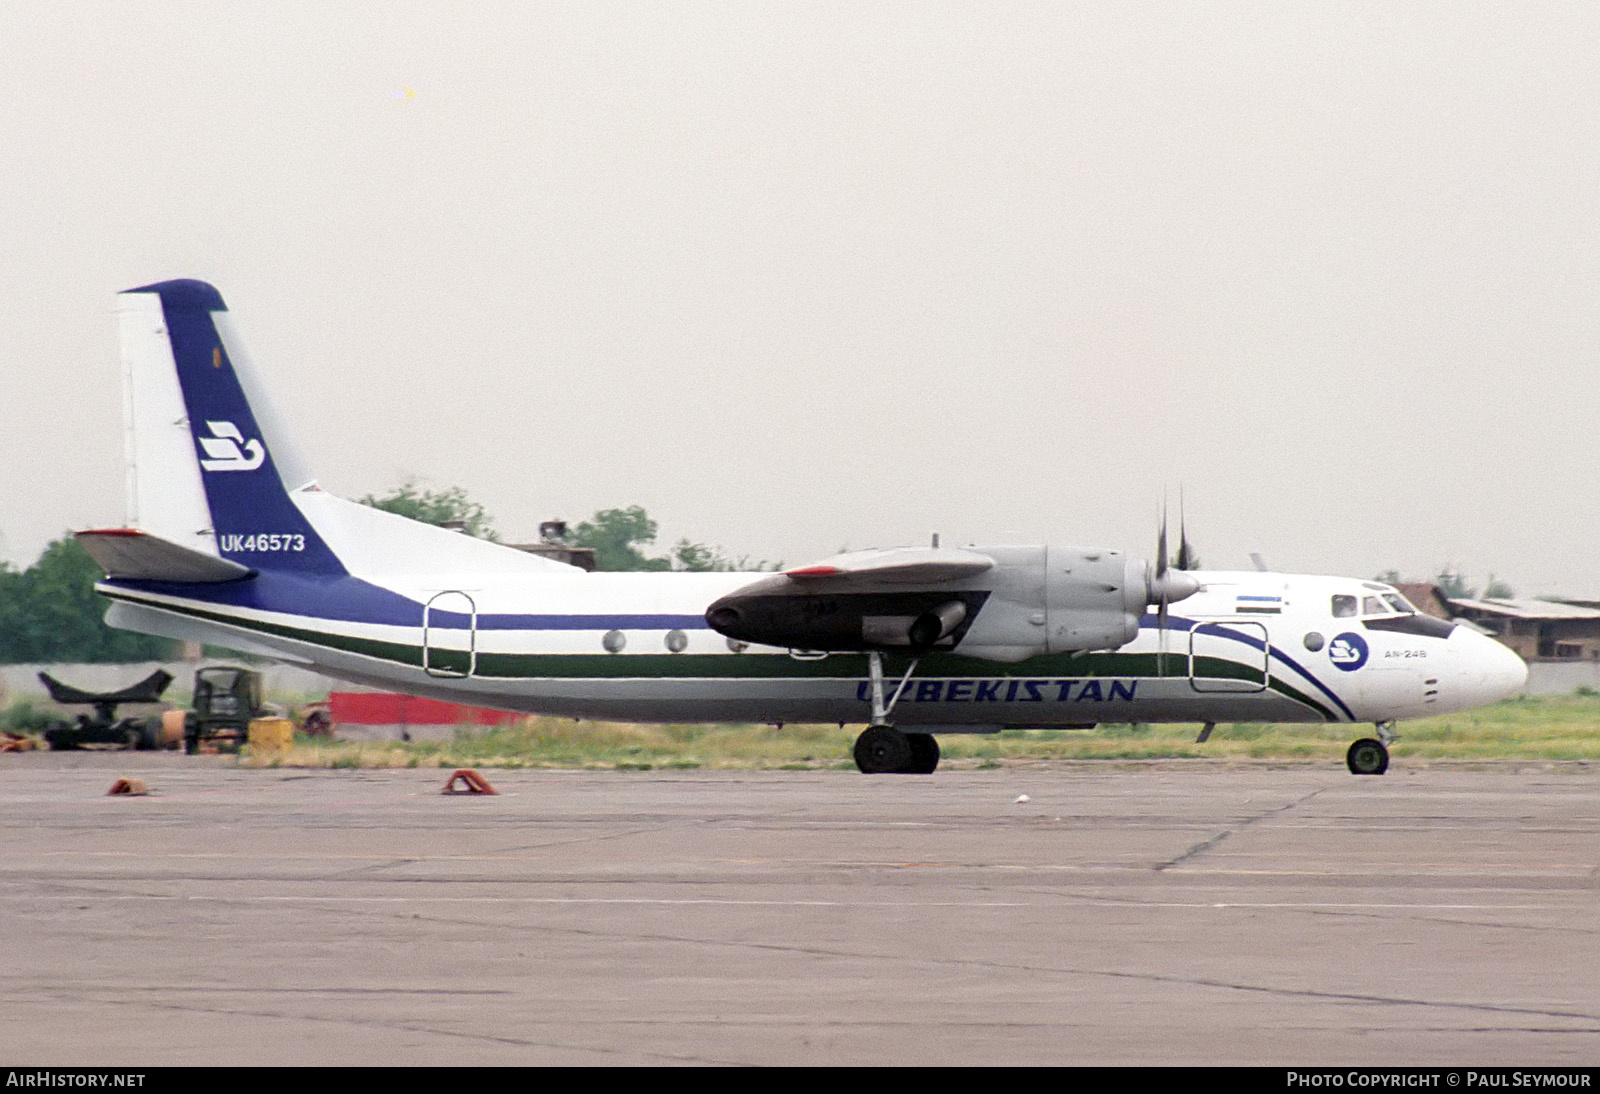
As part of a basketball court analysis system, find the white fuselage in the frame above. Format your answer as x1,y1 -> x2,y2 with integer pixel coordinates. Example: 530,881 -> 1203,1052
101,564 -> 1528,731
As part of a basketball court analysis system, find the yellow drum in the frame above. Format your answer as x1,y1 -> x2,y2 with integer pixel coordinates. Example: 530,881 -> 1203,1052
246,717 -> 295,755
159,710 -> 189,750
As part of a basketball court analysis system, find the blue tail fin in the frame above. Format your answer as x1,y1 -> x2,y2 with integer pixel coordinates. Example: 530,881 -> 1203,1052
120,279 -> 346,576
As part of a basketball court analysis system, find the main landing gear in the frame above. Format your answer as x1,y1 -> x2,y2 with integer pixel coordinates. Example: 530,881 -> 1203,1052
854,725 -> 940,774
852,650 -> 939,774
1346,721 -> 1396,775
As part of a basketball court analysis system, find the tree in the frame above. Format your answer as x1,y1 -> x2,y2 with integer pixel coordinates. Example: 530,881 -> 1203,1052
358,482 -> 498,540
673,540 -> 780,572
568,506 -> 778,572
1431,568 -> 1515,601
1434,569 -> 1474,600
569,507 -> 671,572
0,537 -> 173,663
668,538 -> 729,573
356,488 -> 770,573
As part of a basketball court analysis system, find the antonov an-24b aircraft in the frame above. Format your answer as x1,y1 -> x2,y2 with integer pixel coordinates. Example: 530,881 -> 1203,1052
79,280 -> 1528,775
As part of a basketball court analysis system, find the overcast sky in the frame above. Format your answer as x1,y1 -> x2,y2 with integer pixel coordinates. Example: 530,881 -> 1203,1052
2,3 -> 1597,595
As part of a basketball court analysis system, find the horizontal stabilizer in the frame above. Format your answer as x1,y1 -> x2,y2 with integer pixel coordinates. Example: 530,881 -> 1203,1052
76,529 -> 254,583
37,668 -> 174,707
785,547 -> 994,585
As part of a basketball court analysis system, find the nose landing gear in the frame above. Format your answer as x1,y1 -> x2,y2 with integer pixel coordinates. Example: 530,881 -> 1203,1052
1346,737 -> 1388,775
1346,721 -> 1396,775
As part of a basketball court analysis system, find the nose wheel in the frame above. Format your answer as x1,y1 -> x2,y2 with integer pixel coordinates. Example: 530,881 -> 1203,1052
1346,737 -> 1389,775
853,725 -> 940,774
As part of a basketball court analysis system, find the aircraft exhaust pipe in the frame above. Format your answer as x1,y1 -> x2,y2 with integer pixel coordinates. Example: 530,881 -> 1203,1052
908,600 -> 968,648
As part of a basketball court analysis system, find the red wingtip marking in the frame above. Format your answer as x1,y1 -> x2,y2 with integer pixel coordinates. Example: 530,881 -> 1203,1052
785,565 -> 841,577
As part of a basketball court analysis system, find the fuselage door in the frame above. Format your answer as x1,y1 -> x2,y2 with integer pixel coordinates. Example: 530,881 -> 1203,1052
423,590 -> 477,678
1188,620 -> 1269,692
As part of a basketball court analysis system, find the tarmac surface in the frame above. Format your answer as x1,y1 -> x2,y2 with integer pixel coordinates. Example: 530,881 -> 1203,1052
2,754 -> 1598,1066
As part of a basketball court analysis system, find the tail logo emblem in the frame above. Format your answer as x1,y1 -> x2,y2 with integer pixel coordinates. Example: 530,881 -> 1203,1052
197,420 -> 265,472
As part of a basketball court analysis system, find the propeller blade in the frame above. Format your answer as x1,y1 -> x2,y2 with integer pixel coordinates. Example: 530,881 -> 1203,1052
1176,489 -> 1196,571
1147,491 -> 1206,675
1157,495 -> 1169,676
1157,593 -> 1168,677
1156,497 -> 1169,578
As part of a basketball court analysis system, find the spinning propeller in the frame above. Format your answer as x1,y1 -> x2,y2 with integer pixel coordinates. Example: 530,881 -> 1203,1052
1146,493 -> 1202,676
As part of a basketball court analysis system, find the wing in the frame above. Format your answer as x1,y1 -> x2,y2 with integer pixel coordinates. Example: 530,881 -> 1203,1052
706,547 -> 996,653
782,547 -> 994,585
707,542 -> 1189,660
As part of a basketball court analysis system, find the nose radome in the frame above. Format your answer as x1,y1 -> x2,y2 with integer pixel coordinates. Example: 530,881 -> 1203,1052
1488,637 -> 1529,698
1468,631 -> 1528,702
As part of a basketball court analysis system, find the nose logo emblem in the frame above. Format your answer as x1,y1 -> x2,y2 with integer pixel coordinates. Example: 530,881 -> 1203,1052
197,420 -> 265,472
1328,632 -> 1369,672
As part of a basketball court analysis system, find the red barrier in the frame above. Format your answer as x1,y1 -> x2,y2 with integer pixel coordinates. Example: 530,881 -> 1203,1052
328,692 -> 523,727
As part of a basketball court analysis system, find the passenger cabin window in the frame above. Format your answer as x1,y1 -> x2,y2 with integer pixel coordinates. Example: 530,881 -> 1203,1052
1332,595 -> 1358,618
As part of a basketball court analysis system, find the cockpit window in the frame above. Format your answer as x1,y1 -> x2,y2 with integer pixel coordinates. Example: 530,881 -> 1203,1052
1362,596 -> 1387,615
1382,593 -> 1416,615
1332,595 -> 1358,618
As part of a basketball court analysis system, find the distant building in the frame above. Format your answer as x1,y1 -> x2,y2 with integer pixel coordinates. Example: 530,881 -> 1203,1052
507,519 -> 597,571
1393,583 -> 1451,620
509,541 -> 597,571
1442,596 -> 1600,662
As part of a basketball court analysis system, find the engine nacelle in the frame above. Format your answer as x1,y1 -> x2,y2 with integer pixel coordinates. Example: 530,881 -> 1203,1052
705,584 -> 990,653
951,545 -> 1147,662
705,544 -> 1164,662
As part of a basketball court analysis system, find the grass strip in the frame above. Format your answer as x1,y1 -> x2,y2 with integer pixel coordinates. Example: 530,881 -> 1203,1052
247,693 -> 1600,770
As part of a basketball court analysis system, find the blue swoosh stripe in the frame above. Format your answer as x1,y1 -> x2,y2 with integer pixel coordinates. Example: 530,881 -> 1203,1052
476,613 -> 708,630
1141,614 -> 1355,722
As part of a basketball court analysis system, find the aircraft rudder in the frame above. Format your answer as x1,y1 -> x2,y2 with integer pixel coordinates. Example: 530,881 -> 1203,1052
117,280 -> 345,576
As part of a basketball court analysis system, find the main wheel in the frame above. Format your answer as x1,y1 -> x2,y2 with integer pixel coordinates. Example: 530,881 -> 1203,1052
1346,737 -> 1389,775
905,733 -> 940,774
854,725 -> 913,774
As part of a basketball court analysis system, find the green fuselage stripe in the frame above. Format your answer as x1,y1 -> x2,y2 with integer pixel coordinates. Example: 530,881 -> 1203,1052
102,589 -> 1339,720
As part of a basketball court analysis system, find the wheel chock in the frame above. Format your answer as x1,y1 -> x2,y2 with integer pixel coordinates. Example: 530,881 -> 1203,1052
107,777 -> 149,796
442,769 -> 497,795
